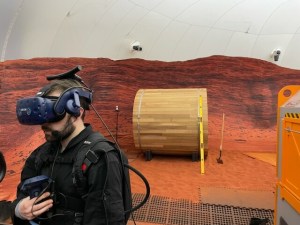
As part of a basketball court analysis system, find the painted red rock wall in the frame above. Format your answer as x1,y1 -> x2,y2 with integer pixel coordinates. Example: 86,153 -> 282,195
0,56 -> 299,201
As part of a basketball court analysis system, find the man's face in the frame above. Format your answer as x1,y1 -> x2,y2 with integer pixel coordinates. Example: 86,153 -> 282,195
41,90 -> 76,142
41,114 -> 75,142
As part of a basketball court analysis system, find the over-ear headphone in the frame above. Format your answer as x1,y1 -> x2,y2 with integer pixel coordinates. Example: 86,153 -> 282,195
54,87 -> 92,117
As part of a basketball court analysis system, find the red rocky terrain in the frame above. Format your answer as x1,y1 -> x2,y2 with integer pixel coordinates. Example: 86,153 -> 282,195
0,56 -> 299,201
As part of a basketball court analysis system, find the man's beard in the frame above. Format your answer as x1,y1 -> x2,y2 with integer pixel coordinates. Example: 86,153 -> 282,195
42,116 -> 75,142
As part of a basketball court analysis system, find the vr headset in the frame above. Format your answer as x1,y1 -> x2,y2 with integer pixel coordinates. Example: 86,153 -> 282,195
16,87 -> 92,125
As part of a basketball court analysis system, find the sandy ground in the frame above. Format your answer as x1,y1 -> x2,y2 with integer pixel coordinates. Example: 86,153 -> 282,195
128,149 -> 276,202
0,134 -> 277,225
126,148 -> 276,225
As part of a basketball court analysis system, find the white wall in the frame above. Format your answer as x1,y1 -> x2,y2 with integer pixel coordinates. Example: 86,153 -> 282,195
1,0 -> 300,69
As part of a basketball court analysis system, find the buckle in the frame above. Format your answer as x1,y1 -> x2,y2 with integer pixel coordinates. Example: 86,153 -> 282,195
85,150 -> 99,164
75,212 -> 83,217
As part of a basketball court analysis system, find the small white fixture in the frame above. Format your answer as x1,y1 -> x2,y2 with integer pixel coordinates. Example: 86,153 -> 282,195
271,49 -> 281,61
131,41 -> 142,51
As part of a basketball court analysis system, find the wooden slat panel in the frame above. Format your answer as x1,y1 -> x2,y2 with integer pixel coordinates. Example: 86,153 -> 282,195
132,88 -> 208,155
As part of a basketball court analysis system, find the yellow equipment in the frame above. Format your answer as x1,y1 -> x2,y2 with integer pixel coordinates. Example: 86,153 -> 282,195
199,95 -> 205,174
275,85 -> 300,225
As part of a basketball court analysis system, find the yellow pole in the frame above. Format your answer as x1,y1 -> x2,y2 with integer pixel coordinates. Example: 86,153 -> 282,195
199,96 -> 205,174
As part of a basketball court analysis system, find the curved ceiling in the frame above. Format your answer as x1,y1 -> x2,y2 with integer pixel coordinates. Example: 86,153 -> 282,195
1,0 -> 300,69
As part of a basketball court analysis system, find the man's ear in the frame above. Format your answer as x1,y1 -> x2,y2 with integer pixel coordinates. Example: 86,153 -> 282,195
79,108 -> 86,120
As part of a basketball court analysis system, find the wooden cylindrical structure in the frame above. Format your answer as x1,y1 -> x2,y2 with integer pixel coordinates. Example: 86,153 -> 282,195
132,88 -> 208,156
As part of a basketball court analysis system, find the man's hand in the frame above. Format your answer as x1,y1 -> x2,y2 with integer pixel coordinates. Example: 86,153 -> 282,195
17,192 -> 53,220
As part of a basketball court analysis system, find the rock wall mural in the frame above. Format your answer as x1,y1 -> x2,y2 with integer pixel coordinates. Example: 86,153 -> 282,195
0,55 -> 299,202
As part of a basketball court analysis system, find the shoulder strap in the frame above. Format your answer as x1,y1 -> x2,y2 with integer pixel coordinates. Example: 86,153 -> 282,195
72,132 -> 114,195
72,132 -> 132,224
82,133 -> 116,174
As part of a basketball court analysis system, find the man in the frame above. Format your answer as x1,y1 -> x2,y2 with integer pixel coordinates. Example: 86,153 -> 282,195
12,78 -> 129,225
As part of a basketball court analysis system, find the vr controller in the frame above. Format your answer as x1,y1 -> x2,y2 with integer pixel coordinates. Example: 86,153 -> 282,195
21,175 -> 53,199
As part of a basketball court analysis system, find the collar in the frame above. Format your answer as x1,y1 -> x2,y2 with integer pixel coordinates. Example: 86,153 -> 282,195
64,123 -> 94,150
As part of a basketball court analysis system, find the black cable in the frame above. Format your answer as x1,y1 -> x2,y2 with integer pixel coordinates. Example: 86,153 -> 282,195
78,71 -> 152,213
123,164 -> 150,213
102,152 -> 109,225
90,104 -> 119,146
32,147 -> 65,220
90,103 -> 151,213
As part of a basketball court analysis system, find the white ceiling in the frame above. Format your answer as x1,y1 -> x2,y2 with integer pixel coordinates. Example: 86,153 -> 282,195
1,0 -> 300,69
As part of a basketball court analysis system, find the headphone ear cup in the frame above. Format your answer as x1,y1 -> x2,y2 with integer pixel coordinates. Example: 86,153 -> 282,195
54,88 -> 87,117
65,99 -> 80,116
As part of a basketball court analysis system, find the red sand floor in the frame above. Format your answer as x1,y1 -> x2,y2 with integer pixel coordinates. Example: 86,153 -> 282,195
127,148 -> 277,225
1,148 -> 276,225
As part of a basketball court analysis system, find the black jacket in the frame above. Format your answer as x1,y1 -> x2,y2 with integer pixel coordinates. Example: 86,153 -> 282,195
11,124 -> 126,225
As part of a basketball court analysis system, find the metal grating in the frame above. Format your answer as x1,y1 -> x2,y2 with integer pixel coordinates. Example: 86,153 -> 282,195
130,194 -> 274,225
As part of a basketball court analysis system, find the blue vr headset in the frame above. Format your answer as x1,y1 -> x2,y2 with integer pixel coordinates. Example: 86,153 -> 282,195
16,87 -> 92,125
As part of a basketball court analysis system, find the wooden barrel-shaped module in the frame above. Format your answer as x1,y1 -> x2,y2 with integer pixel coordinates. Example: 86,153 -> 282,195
132,88 -> 208,157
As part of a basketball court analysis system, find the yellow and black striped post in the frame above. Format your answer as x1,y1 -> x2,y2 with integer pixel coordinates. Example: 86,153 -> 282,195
199,95 -> 205,174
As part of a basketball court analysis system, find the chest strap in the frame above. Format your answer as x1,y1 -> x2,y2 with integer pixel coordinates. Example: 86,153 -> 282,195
55,193 -> 85,212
